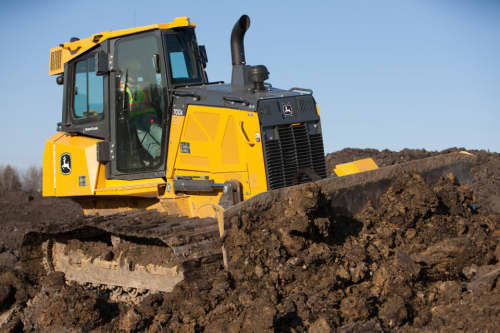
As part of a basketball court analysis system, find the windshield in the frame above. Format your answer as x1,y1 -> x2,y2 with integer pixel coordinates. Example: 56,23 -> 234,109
164,29 -> 204,85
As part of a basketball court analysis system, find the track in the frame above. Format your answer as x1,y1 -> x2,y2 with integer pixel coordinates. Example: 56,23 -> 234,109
22,210 -> 222,293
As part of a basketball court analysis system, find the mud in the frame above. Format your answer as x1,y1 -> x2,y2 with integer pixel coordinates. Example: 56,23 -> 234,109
0,148 -> 499,332
327,147 -> 500,215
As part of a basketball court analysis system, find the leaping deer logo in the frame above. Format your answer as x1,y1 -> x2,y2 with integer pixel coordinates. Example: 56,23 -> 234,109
282,103 -> 294,117
60,153 -> 72,175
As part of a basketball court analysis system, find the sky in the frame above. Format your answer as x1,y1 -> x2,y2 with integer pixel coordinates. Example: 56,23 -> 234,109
1,0 -> 499,168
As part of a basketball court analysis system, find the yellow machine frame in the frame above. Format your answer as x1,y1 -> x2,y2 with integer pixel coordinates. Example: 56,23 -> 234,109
43,15 -> 323,220
43,103 -> 268,218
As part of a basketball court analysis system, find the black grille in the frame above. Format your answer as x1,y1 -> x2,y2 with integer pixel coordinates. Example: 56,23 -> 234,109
263,123 -> 327,190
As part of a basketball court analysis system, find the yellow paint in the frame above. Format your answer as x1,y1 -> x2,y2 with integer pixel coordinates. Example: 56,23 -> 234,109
172,105 -> 268,200
93,172 -> 166,197
334,158 -> 379,177
94,182 -> 164,197
182,115 -> 209,142
43,106 -> 269,218
49,16 -> 195,75
194,112 -> 220,142
354,158 -> 379,172
42,132 -> 65,196
178,155 -> 210,167
221,116 -> 239,165
43,133 -> 101,196
166,115 -> 185,179
84,144 -> 98,193
43,133 -> 166,198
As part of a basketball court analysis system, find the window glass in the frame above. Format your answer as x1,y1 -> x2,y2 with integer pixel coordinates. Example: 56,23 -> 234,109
165,31 -> 203,85
74,61 -> 87,117
115,33 -> 167,173
169,52 -> 189,78
88,59 -> 104,115
73,57 -> 104,119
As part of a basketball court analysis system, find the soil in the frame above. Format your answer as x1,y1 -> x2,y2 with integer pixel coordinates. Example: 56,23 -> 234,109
0,148 -> 499,332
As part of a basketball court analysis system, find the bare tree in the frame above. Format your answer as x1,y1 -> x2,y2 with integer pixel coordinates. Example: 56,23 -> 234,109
0,165 -> 22,193
0,166 -> 3,193
23,166 -> 43,192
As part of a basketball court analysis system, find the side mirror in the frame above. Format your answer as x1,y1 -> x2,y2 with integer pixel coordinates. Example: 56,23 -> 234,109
96,51 -> 108,75
199,45 -> 208,68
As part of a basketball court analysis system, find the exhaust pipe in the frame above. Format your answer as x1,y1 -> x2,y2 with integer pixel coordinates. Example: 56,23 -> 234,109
231,15 -> 251,89
230,15 -> 269,91
231,15 -> 251,66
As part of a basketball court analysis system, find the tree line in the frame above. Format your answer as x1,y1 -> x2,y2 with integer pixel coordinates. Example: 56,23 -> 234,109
0,165 -> 43,193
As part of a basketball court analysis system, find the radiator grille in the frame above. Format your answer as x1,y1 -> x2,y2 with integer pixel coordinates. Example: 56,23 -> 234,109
50,49 -> 62,72
263,123 -> 327,190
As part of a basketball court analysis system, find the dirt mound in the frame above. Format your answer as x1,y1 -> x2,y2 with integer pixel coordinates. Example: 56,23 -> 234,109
217,172 -> 499,332
324,147 -> 468,170
0,149 -> 499,332
20,274 -> 119,332
327,148 -> 500,215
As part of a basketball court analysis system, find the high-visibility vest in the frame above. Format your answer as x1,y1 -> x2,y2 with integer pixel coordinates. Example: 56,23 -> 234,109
121,82 -> 156,119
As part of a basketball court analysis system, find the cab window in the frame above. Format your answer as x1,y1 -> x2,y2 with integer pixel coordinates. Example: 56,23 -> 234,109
169,52 -> 189,79
73,57 -> 104,119
164,31 -> 203,85
114,33 -> 167,173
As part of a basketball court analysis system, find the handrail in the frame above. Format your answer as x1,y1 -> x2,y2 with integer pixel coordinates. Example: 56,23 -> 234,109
238,121 -> 255,146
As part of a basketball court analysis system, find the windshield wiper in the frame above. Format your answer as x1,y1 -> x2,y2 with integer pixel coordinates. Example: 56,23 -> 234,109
174,81 -> 224,88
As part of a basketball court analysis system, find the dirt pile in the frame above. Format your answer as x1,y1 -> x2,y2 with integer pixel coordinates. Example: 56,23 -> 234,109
327,148 -> 500,215
325,148 -> 441,170
218,171 -> 499,332
0,149 -> 499,332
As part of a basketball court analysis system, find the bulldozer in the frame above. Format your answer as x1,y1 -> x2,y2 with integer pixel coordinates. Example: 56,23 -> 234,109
24,15 -> 476,297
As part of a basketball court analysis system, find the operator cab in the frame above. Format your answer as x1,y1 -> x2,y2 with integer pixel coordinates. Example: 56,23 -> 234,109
57,24 -> 208,180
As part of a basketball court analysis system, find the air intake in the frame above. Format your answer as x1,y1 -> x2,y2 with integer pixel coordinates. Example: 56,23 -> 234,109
49,49 -> 63,74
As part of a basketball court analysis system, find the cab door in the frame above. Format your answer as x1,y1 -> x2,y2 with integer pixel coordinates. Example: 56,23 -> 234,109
108,31 -> 170,180
59,44 -> 108,139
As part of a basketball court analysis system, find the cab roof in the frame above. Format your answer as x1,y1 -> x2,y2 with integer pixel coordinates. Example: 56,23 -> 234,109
49,16 -> 195,76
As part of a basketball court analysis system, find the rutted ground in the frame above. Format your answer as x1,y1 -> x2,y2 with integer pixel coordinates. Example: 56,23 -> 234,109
0,148 -> 499,332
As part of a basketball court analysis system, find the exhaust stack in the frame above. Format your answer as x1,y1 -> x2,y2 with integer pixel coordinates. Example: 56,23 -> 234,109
230,15 -> 251,89
230,15 -> 270,91
231,15 -> 250,66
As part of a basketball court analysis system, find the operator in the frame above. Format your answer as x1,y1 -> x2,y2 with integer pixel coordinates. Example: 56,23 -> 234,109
121,61 -> 162,159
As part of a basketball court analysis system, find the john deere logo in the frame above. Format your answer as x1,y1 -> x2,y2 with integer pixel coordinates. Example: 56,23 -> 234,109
282,104 -> 294,117
60,153 -> 72,175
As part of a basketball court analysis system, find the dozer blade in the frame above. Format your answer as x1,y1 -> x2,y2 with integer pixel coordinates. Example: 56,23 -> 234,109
21,211 -> 222,295
225,151 -> 476,220
334,157 -> 379,177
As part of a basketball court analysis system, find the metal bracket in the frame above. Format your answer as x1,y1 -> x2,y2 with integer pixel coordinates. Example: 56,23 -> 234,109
218,180 -> 242,209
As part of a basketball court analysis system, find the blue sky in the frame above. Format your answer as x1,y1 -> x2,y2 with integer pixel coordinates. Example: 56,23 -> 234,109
1,0 -> 499,168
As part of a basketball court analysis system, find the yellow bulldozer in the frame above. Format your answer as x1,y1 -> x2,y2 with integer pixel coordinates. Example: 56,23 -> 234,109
28,15 -> 476,297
